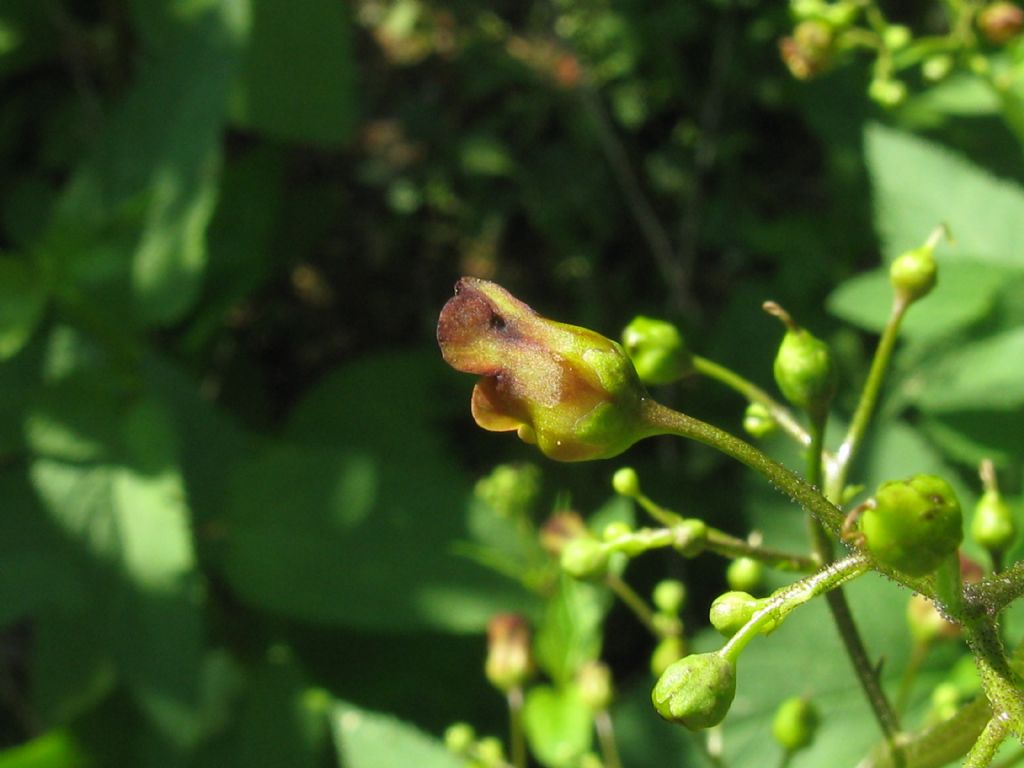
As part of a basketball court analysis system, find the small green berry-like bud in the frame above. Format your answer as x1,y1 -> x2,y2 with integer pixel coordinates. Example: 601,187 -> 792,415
710,591 -> 762,638
611,466 -> 641,497
978,2 -> 1024,44
577,661 -> 614,711
444,722 -> 476,755
650,636 -> 686,677
485,614 -> 533,692
560,537 -> 609,579
652,653 -> 737,730
861,475 -> 963,576
922,54 -> 953,82
621,316 -> 694,385
653,579 -> 687,614
972,490 -> 1016,553
765,302 -> 837,418
438,278 -> 653,462
890,237 -> 939,305
726,557 -> 765,593
930,682 -> 961,722
743,402 -> 778,439
883,24 -> 911,50
772,697 -> 819,752
868,78 -> 907,108
475,736 -> 507,767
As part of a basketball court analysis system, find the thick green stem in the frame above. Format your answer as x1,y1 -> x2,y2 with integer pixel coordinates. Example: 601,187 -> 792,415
964,619 -> 1024,743
640,400 -> 845,534
967,560 -> 1024,616
964,717 -> 1010,768
826,298 -> 908,502
692,355 -> 811,447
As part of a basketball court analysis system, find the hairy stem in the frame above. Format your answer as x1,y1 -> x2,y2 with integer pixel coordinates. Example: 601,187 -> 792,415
964,717 -> 1010,768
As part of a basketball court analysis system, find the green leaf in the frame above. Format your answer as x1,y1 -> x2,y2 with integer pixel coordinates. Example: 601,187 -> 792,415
911,327 -> 1024,411
522,684 -> 593,768
44,3 -> 243,326
332,700 -> 463,768
0,730 -> 85,768
230,0 -> 356,146
222,351 -> 534,632
826,262 -> 1012,342
534,576 -> 609,685
0,254 -> 46,359
865,122 -> 1024,266
28,397 -> 205,744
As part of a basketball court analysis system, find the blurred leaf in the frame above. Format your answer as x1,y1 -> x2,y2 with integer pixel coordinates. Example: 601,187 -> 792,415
522,684 -> 593,768
28,397 -> 206,744
0,730 -> 85,768
921,410 -> 1024,469
44,3 -> 243,326
909,327 -> 1024,411
332,700 -> 462,768
865,123 -> 1024,266
826,262 -> 1011,342
224,351 -> 534,631
535,576 -> 609,686
230,0 -> 356,146
0,254 -> 46,359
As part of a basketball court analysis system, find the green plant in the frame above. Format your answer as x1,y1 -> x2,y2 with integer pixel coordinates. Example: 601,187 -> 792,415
437,236 -> 1024,766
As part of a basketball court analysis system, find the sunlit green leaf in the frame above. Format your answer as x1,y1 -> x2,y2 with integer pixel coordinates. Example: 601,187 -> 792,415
522,684 -> 593,768
332,700 -> 462,768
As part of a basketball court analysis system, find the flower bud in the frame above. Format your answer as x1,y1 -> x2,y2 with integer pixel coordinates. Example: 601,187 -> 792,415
475,737 -> 507,767
650,636 -> 686,677
971,487 -> 1016,555
868,78 -> 907,108
485,614 -> 533,692
611,466 -> 641,497
560,537 -> 609,579
922,55 -> 954,82
652,653 -> 737,730
474,463 -> 541,519
602,521 -> 633,542
444,722 -> 476,755
577,661 -> 614,711
710,591 -> 763,638
743,402 -> 777,439
438,278 -> 652,462
861,475 -> 963,576
883,24 -> 911,50
978,2 -> 1024,44
727,557 -> 764,593
653,579 -> 687,614
890,247 -> 937,305
540,511 -> 588,556
772,696 -> 819,752
779,21 -> 834,80
765,302 -> 836,418
621,315 -> 694,385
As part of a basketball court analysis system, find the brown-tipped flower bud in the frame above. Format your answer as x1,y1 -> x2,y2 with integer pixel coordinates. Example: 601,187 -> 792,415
485,614 -> 533,692
779,21 -> 834,80
978,2 -> 1024,44
438,278 -> 653,461
540,511 -> 588,556
621,315 -> 694,385
652,653 -> 737,730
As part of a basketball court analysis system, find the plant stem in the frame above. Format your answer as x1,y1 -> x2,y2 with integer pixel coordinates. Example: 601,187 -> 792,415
963,619 -> 1024,742
605,573 -> 662,638
967,560 -> 1024,615
692,355 -> 811,448
964,716 -> 1010,768
507,689 -> 526,768
595,710 -> 623,768
826,298 -> 908,502
703,529 -> 818,572
639,400 -> 845,534
508,687 -> 526,768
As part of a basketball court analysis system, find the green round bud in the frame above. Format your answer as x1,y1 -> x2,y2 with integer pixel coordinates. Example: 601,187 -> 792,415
602,521 -> 633,542
930,681 -> 960,722
577,661 -> 614,711
650,636 -> 686,677
767,304 -> 837,417
883,24 -> 911,50
652,653 -> 737,730
971,490 -> 1017,553
890,245 -> 937,304
868,78 -> 907,108
772,697 -> 819,752
743,402 -> 778,439
621,316 -> 694,385
444,722 -> 476,755
861,475 -> 963,576
653,579 -> 687,614
612,466 -> 641,497
710,591 -> 762,638
922,54 -> 953,82
475,736 -> 506,766
726,557 -> 765,593
560,538 -> 610,579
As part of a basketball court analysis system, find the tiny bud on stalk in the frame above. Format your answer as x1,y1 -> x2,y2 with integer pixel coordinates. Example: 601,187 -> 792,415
485,613 -> 533,692
577,661 -> 614,711
743,402 -> 777,438
612,466 -> 641,497
727,556 -> 765,593
621,315 -> 694,385
772,696 -> 819,752
653,579 -> 687,614
650,636 -> 686,677
765,302 -> 837,418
